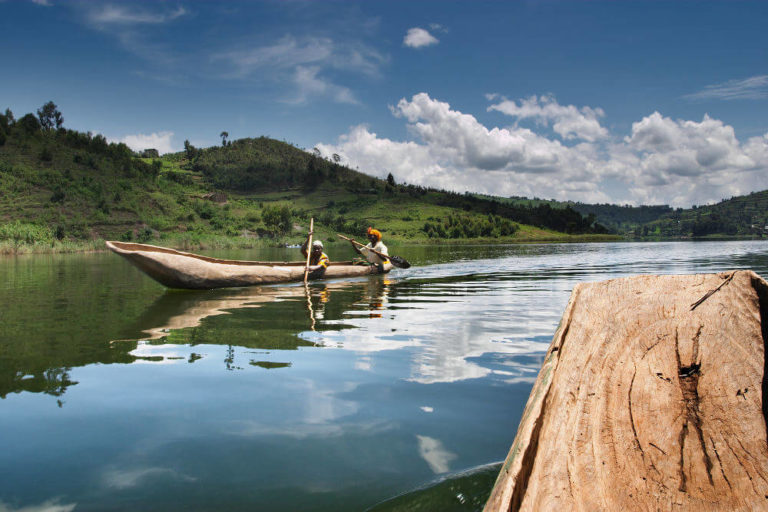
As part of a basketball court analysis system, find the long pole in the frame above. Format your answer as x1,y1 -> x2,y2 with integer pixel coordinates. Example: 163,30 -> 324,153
304,218 -> 314,284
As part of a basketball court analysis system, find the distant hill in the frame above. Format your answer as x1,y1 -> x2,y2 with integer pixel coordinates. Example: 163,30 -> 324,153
476,192 -> 768,239
637,191 -> 768,238
0,103 -> 613,252
567,203 -> 674,233
474,194 -> 674,233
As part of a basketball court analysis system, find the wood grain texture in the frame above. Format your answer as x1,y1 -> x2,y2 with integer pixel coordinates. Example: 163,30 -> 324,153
485,270 -> 768,512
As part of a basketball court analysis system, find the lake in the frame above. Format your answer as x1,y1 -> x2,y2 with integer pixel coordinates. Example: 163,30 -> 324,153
1,241 -> 767,511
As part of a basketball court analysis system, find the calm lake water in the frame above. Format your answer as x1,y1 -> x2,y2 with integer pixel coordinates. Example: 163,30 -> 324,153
1,241 -> 767,511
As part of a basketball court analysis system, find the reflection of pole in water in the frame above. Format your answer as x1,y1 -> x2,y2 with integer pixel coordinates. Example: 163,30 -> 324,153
225,344 -> 234,370
305,281 -> 316,331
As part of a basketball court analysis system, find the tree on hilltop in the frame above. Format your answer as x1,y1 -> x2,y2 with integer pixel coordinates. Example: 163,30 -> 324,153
220,131 -> 228,147
37,101 -> 63,130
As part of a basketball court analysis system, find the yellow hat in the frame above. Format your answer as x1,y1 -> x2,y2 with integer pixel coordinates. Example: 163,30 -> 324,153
367,227 -> 382,241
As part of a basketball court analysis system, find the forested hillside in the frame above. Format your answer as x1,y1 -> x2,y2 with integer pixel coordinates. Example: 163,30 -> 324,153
638,191 -> 768,238
0,103 -> 613,252
478,192 -> 768,238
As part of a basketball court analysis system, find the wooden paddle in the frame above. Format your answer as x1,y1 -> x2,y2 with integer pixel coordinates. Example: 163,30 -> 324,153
304,218 -> 314,283
337,234 -> 411,269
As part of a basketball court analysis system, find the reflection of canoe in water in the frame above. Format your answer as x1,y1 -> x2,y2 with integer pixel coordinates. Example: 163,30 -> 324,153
106,241 -> 392,290
127,281 -> 363,340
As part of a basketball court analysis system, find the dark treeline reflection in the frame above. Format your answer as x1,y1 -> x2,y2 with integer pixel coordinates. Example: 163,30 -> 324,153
4,241 -> 495,400
0,256 -> 396,399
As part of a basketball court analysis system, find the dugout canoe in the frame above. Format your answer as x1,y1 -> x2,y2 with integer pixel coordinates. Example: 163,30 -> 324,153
105,241 -> 392,290
485,270 -> 768,512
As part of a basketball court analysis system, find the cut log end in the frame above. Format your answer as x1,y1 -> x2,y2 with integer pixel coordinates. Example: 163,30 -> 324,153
485,270 -> 768,512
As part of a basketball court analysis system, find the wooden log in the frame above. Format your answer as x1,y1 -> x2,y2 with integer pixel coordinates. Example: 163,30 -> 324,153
485,270 -> 768,512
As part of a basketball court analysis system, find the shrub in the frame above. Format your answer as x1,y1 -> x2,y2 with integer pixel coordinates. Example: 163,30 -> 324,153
0,221 -> 54,244
164,171 -> 194,186
261,204 -> 293,236
137,228 -> 154,242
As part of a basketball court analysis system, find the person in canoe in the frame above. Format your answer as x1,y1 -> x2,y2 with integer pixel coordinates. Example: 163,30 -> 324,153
350,227 -> 389,271
301,234 -> 330,279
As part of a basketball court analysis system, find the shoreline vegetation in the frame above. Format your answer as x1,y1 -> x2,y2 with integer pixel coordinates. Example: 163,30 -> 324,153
0,222 -> 623,256
5,228 -> 766,256
1,102 -> 766,256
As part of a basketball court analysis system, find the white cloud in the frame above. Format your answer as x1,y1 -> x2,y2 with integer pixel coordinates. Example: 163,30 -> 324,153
30,0 -> 52,6
403,27 -> 439,48
87,5 -> 187,25
316,92 -> 768,207
288,66 -> 359,105
685,75 -> 768,101
214,35 -> 385,104
111,131 -> 176,154
77,4 -> 188,73
488,94 -> 608,142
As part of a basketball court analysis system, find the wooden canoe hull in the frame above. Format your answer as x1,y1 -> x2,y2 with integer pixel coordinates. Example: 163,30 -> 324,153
106,241 -> 392,289
484,270 -> 768,512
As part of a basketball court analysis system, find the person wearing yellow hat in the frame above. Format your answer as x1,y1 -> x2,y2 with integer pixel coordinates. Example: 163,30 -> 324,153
301,234 -> 330,277
351,227 -> 389,271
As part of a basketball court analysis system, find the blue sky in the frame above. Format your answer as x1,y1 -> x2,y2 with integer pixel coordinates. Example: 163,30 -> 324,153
2,0 -> 767,207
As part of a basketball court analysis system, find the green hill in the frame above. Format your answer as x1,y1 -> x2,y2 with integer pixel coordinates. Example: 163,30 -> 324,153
473,194 -> 674,233
636,191 -> 768,238
476,192 -> 768,239
0,103 -> 614,253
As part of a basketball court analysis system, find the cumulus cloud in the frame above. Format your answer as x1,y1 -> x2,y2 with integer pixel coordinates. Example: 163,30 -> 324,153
685,75 -> 768,101
488,94 -> 608,142
111,131 -> 176,154
315,93 -> 768,206
403,27 -> 439,48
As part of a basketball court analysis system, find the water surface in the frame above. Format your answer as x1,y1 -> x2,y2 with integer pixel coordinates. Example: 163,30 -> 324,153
1,241 -> 767,511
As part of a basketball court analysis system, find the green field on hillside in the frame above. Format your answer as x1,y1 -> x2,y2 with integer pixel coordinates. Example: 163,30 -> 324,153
0,105 -> 616,254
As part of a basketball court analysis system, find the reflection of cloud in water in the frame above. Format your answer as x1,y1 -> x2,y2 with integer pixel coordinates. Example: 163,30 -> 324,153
128,259 -> 562,385
416,435 -> 457,474
303,262 -> 562,384
128,342 -> 192,364
102,466 -> 197,489
301,377 -> 359,425
227,417 -> 394,440
0,500 -> 76,512
354,355 -> 372,371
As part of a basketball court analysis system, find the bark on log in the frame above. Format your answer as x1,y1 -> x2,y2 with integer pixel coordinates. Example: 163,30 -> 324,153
485,270 -> 768,511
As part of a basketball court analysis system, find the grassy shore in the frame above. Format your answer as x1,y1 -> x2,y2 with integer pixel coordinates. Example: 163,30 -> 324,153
0,228 -> 622,256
